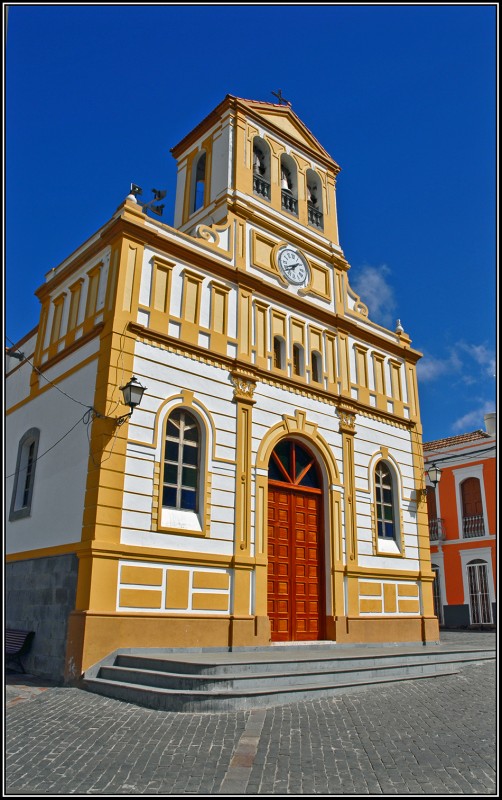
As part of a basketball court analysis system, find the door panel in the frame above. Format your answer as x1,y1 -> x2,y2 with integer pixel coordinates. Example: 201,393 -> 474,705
268,486 -> 324,641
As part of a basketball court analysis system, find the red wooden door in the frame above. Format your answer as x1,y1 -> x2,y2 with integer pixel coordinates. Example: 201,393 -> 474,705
267,440 -> 324,641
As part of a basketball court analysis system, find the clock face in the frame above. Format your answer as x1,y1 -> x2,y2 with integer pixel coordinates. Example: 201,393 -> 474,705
277,246 -> 310,286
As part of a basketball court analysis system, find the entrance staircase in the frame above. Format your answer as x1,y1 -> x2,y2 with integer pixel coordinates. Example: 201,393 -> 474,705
83,639 -> 495,713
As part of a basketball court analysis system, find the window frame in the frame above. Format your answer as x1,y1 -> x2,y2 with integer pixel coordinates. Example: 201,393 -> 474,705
9,428 -> 40,521
162,409 -> 201,513
375,461 -> 396,540
371,457 -> 404,556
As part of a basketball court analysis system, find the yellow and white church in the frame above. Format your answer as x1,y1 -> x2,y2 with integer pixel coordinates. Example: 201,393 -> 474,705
6,95 -> 439,682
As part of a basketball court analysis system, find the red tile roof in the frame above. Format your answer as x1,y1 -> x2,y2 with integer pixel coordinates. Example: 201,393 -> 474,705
423,430 -> 491,451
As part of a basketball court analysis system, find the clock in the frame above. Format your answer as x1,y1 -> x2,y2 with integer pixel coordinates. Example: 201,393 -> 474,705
277,246 -> 311,286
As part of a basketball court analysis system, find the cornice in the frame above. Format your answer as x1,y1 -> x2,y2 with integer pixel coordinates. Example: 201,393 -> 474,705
128,322 -> 417,431
34,209 -> 421,365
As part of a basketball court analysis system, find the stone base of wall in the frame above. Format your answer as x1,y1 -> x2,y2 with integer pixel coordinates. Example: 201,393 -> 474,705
442,602 -> 497,628
6,554 -> 79,681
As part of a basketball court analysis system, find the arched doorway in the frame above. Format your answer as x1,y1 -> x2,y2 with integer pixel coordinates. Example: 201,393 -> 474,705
267,439 -> 325,641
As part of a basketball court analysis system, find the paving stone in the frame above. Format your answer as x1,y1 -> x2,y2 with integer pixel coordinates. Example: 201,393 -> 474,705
5,635 -> 497,795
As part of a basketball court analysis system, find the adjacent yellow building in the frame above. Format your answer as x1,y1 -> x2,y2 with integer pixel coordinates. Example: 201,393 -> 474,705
6,96 -> 439,682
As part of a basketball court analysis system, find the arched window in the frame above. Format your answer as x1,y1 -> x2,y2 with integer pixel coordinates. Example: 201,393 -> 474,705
293,343 -> 304,376
268,439 -> 321,489
375,461 -> 397,539
252,137 -> 271,200
280,154 -> 298,216
192,151 -> 207,213
461,477 -> 485,538
9,428 -> 40,521
162,409 -> 200,512
311,351 -> 322,383
306,168 -> 323,230
273,336 -> 285,370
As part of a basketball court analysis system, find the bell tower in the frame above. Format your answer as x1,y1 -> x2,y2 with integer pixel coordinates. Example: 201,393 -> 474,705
171,94 -> 342,249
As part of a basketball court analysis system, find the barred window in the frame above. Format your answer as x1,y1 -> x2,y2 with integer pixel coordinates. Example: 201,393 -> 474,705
162,410 -> 200,512
375,461 -> 396,539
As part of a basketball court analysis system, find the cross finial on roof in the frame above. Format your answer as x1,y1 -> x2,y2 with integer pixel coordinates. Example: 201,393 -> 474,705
272,89 -> 291,107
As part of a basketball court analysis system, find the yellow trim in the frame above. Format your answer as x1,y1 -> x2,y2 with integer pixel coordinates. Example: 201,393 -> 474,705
360,599 -> 383,613
359,582 -> 382,596
192,594 -> 229,611
84,262 -> 103,320
49,292 -> 65,350
254,300 -> 270,368
233,387 -> 255,555
149,256 -> 175,332
383,583 -> 397,613
6,543 -> 83,562
120,565 -> 163,586
398,583 -> 419,596
398,599 -> 420,613
165,569 -> 190,608
180,268 -> 204,343
193,571 -> 230,589
237,287 -> 252,362
119,589 -> 162,609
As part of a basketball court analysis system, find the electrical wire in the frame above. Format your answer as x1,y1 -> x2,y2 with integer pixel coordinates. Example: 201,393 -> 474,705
5,411 -> 90,480
6,335 -> 94,410
424,445 -> 496,465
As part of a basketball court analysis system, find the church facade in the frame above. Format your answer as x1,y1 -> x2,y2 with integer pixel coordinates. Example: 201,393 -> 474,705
6,96 -> 438,682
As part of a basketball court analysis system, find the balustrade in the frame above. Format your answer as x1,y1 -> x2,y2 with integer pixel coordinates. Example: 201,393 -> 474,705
308,202 -> 323,229
429,518 -> 446,541
462,515 -> 485,538
281,190 -> 298,215
253,175 -> 270,200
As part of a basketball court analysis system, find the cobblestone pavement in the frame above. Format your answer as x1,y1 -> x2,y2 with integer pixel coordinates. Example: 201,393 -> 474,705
5,633 -> 497,795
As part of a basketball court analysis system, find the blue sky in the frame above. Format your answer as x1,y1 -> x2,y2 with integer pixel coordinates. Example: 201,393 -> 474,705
5,4 -> 497,443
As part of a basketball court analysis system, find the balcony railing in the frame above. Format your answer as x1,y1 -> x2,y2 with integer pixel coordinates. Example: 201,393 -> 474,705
429,518 -> 446,542
253,175 -> 270,200
308,202 -> 323,229
281,190 -> 298,215
463,515 -> 485,538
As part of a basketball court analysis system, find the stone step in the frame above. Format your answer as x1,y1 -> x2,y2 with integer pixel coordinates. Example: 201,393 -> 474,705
84,667 -> 460,713
113,646 -> 494,677
83,642 -> 495,712
98,657 -> 459,692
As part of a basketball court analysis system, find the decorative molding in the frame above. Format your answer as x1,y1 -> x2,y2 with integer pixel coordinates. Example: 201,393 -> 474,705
230,369 -> 257,402
338,402 -> 357,434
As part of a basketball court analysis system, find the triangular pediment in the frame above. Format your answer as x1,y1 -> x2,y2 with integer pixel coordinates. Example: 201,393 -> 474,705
237,98 -> 337,167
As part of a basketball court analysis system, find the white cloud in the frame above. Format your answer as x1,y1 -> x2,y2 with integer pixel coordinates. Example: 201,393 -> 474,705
451,400 -> 496,433
416,341 -> 495,384
349,264 -> 396,328
457,342 -> 496,378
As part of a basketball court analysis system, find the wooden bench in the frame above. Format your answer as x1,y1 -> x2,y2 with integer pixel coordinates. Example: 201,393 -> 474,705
6,629 -> 35,673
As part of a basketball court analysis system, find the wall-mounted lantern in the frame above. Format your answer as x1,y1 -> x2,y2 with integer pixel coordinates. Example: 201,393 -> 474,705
116,376 -> 147,426
426,463 -> 442,488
